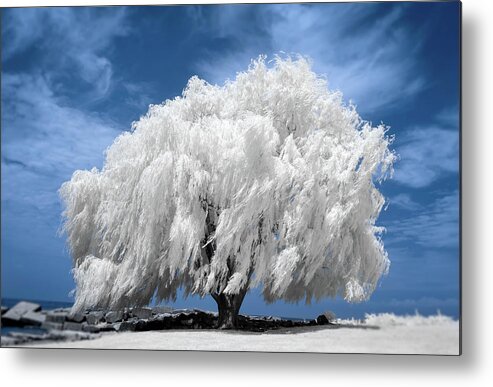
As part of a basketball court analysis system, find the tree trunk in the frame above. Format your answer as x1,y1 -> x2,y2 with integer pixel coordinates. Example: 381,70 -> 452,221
212,291 -> 246,329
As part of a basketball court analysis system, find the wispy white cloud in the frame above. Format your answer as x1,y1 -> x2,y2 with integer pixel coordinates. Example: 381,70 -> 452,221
267,4 -> 426,113
2,7 -> 131,216
3,7 -> 129,100
191,4 -> 458,190
436,105 -> 460,126
122,81 -> 155,112
386,190 -> 459,249
192,3 -> 426,113
393,126 -> 459,188
1,8 -> 46,59
389,193 -> 423,211
1,8 -> 130,297
1,73 -> 120,213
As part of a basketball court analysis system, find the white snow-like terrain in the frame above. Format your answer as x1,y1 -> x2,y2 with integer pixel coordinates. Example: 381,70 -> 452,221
22,314 -> 459,355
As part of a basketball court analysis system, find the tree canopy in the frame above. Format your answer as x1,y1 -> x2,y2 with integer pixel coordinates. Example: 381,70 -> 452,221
60,56 -> 395,316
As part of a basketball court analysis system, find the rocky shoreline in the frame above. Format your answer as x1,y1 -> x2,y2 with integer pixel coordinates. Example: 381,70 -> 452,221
1,300 -> 336,346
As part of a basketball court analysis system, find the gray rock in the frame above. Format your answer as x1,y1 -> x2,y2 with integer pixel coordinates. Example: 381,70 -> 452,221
154,312 -> 173,319
42,321 -> 64,331
181,318 -> 194,326
20,311 -> 46,326
146,316 -> 167,330
97,323 -> 118,332
67,312 -> 85,323
2,301 -> 41,322
9,331 -> 45,340
2,328 -> 99,346
63,321 -> 83,331
52,307 -> 72,314
105,311 -> 123,323
171,308 -> 193,315
323,310 -> 337,322
81,322 -> 101,333
117,320 -> 137,332
132,307 -> 152,319
2,335 -> 28,346
152,306 -> 173,314
46,312 -> 67,323
56,330 -> 96,342
134,319 -> 150,331
1,335 -> 17,346
316,314 -> 329,325
86,311 -> 105,325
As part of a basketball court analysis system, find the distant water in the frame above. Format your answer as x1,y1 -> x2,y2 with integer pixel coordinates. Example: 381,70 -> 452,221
2,297 -> 73,310
1,298 -> 74,337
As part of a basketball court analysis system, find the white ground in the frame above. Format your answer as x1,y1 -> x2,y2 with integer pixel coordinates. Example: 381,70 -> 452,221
22,314 -> 460,355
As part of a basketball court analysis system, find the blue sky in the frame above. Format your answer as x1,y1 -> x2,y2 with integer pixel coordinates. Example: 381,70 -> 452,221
1,2 -> 460,319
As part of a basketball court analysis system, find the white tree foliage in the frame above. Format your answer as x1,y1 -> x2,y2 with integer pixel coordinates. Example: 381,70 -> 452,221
60,56 -> 395,313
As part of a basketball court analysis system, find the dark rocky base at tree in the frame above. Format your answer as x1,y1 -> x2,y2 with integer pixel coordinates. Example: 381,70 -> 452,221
1,300 -> 336,346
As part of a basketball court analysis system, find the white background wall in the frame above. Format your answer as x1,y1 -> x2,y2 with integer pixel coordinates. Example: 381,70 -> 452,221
1,0 -> 491,385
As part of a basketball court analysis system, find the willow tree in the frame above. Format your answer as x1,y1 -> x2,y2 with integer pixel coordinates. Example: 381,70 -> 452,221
60,56 -> 395,329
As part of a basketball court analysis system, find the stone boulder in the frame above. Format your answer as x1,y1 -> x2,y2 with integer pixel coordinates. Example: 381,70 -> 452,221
97,323 -> 118,332
2,301 -> 41,326
180,318 -> 194,327
105,311 -> 124,323
134,319 -> 151,331
20,311 -> 46,326
67,312 -> 86,323
132,307 -> 152,319
116,319 -> 138,332
86,311 -> 105,325
63,321 -> 83,331
81,322 -> 101,333
152,306 -> 173,314
42,321 -> 64,331
52,307 -> 72,314
146,316 -> 168,330
323,310 -> 337,322
316,314 -> 329,325
1,329 -> 97,346
46,311 -> 68,324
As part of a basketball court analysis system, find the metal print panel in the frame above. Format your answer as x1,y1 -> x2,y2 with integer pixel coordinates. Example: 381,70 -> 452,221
0,1 -> 461,355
